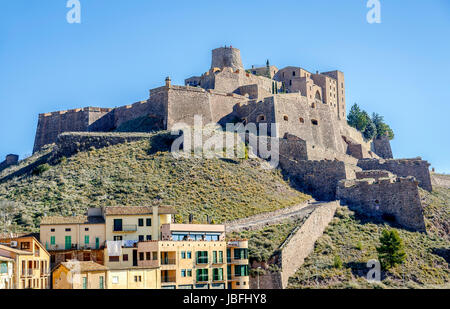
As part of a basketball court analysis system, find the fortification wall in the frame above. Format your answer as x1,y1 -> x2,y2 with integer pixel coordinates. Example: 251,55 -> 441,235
211,47 -> 243,70
357,158 -> 432,191
337,176 -> 426,232
0,154 -> 19,172
52,132 -> 154,159
280,158 -> 350,201
373,136 -> 393,159
278,201 -> 338,288
33,107 -> 114,153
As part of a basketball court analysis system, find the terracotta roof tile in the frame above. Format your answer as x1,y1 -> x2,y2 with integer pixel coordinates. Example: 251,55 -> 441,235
61,261 -> 108,272
104,206 -> 176,216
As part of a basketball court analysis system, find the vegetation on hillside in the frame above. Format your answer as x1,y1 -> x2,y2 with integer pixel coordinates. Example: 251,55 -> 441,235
347,103 -> 394,140
0,133 -> 310,233
287,186 -> 450,289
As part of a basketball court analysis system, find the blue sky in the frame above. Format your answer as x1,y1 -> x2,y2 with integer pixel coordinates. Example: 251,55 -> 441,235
0,0 -> 449,172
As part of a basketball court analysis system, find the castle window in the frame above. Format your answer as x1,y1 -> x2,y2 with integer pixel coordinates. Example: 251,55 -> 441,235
311,119 -> 319,125
299,117 -> 305,124
257,114 -> 266,122
293,71 -> 296,76
315,91 -> 322,101
311,103 -> 315,108
283,115 -> 289,121
289,80 -> 292,86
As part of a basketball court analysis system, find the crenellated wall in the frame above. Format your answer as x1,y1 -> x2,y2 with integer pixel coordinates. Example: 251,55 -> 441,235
337,176 -> 426,232
357,158 -> 432,191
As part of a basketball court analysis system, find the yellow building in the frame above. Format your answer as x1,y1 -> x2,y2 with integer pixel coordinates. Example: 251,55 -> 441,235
0,236 -> 51,289
107,267 -> 160,289
40,208 -> 106,251
0,255 -> 14,289
227,240 -> 250,289
52,261 -> 108,289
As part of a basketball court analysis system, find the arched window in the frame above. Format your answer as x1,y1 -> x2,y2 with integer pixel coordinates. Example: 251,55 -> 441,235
311,119 -> 319,125
257,114 -> 266,122
315,90 -> 322,101
299,117 -> 305,124
283,115 -> 289,121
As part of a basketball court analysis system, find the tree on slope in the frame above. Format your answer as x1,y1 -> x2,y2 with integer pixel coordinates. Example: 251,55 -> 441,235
376,229 -> 406,270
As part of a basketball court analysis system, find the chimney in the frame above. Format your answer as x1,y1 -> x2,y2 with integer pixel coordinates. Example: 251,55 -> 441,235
152,205 -> 159,240
165,76 -> 171,87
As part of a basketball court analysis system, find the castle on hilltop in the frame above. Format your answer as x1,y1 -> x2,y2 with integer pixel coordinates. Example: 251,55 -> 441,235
33,46 -> 387,160
29,47 -> 432,233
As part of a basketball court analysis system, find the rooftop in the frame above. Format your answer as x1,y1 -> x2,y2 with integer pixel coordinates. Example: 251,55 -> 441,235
61,260 -> 108,272
40,215 -> 105,225
104,206 -> 176,216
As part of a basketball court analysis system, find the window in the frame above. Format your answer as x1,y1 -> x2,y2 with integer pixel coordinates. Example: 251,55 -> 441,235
187,269 -> 192,277
50,229 -> 55,232
139,252 -> 144,261
187,251 -> 192,259
146,218 -> 151,226
227,265 -> 232,280
146,252 -> 151,260
234,265 -> 249,277
121,254 -> 128,261
85,228 -> 89,231
289,80 -> 292,86
113,236 -> 122,241
99,276 -> 104,289
152,252 -> 158,260
20,242 -> 30,250
219,251 -> 224,263
311,103 -> 316,108
113,219 -> 123,232
181,269 -> 186,277
196,269 -> 208,282
65,236 -> 72,250
146,235 -> 152,241
234,249 -> 248,260
292,71 -> 296,76
311,119 -> 319,125
283,115 -> 289,121
257,114 -> 266,122
134,276 -> 142,282
138,219 -> 144,227
139,235 -> 144,242
82,277 -> 87,289
181,251 -> 186,259
84,235 -> 89,245
50,236 -> 55,245
213,251 -> 218,264
65,228 -> 71,232
196,251 -> 208,264
213,268 -> 224,281
109,256 -> 119,262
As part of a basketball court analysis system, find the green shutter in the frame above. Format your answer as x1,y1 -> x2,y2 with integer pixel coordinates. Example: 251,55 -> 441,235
99,276 -> 104,289
65,236 -> 71,250
84,235 -> 89,245
50,236 -> 55,245
82,277 -> 87,289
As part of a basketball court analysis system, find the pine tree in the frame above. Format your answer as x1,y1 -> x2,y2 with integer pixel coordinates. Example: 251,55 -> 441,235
376,229 -> 406,270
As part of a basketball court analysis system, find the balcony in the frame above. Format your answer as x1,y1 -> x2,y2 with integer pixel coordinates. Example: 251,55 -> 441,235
196,258 -> 209,265
21,269 -> 33,277
113,225 -> 137,233
161,276 -> 176,283
161,258 -> 176,265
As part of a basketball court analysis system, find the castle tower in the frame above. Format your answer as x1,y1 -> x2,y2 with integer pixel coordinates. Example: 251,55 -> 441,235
211,46 -> 244,71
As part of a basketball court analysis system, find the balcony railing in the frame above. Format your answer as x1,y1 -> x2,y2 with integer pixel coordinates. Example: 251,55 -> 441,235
21,269 -> 33,277
196,258 -> 208,265
113,225 -> 137,232
161,276 -> 176,283
161,258 -> 176,265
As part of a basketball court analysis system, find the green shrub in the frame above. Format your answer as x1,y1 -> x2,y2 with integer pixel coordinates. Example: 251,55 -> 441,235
32,164 -> 50,176
333,255 -> 343,269
377,229 -> 406,270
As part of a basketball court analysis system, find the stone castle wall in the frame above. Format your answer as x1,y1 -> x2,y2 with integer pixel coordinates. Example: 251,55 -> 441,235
0,154 -> 19,172
373,136 -> 393,159
337,176 -> 426,232
357,158 -> 432,191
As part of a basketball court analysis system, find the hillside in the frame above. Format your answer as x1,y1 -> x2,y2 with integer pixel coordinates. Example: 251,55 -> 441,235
0,133 -> 311,232
287,182 -> 450,289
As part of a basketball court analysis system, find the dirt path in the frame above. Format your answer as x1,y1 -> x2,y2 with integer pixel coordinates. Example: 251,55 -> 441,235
225,200 -> 330,232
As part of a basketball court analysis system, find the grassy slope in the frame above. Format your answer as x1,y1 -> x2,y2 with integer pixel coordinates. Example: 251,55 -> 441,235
287,185 -> 450,289
0,137 -> 310,232
228,217 -> 307,266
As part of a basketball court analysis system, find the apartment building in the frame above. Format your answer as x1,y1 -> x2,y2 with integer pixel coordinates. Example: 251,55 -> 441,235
52,261 -> 108,289
107,267 -> 160,289
0,255 -> 14,289
227,240 -> 250,289
0,236 -> 51,289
